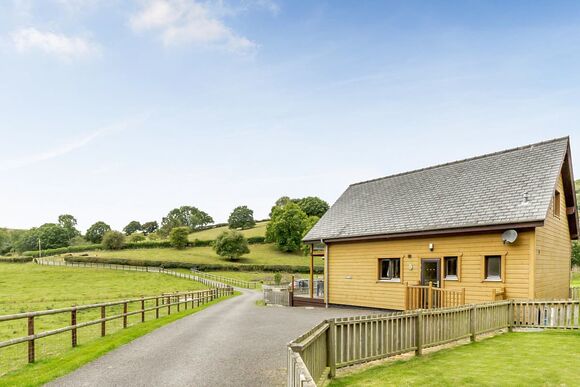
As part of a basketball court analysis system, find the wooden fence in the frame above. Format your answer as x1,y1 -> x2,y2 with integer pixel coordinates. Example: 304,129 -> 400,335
190,269 -> 259,289
35,258 -> 229,289
287,299 -> 580,387
264,285 -> 291,306
0,287 -> 233,366
571,287 -> 580,300
405,283 -> 465,310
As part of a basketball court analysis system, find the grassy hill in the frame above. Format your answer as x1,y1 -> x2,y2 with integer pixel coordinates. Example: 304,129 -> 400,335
188,221 -> 268,241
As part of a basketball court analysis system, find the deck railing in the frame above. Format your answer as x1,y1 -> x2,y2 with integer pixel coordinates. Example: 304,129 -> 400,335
0,287 -> 233,368
287,299 -> 580,387
405,282 -> 465,310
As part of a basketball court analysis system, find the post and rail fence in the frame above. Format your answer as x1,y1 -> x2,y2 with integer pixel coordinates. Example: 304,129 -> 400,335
0,287 -> 234,366
34,257 -> 229,289
288,299 -> 580,387
190,269 -> 259,289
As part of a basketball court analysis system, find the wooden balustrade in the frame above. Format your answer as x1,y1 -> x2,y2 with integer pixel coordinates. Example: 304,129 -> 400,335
405,282 -> 465,310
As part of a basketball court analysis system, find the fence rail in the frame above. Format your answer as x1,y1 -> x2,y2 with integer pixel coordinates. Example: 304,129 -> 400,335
405,283 -> 465,309
288,299 -> 580,387
190,269 -> 259,289
571,287 -> 580,300
0,287 -> 233,365
264,285 -> 291,306
35,258 -> 229,288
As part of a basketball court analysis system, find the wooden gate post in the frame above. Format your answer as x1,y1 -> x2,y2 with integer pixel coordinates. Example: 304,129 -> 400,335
415,310 -> 423,356
327,320 -> 336,378
470,305 -> 477,342
28,316 -> 35,363
71,308 -> 77,347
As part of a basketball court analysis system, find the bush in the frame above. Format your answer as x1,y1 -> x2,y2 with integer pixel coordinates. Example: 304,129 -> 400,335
22,244 -> 102,257
102,231 -> 126,250
214,231 -> 250,260
274,272 -> 282,285
247,236 -> 266,244
69,236 -> 88,246
0,257 -> 33,263
128,233 -> 146,243
191,239 -> 213,247
169,227 -> 189,249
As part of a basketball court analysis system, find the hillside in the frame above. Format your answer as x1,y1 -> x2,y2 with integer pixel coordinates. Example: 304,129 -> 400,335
188,221 -> 268,241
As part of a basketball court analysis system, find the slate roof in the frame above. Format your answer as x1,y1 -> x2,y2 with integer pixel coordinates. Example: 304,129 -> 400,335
304,137 -> 571,242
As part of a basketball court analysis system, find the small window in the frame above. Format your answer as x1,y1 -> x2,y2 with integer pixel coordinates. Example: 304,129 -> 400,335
485,255 -> 501,281
444,256 -> 458,279
379,258 -> 401,281
554,190 -> 561,217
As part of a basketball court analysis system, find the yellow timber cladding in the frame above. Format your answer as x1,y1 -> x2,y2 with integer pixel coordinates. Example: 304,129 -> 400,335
327,230 -> 534,310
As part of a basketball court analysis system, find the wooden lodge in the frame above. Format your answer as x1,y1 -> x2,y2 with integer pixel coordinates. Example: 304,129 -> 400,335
301,137 -> 579,311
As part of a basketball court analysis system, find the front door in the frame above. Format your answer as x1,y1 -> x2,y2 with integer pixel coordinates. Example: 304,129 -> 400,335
421,259 -> 440,288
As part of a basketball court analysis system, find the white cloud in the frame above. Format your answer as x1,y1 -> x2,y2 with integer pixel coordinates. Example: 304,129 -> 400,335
10,27 -> 99,59
129,0 -> 257,53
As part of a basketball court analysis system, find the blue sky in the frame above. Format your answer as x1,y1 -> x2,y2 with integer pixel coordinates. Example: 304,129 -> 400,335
0,0 -> 579,232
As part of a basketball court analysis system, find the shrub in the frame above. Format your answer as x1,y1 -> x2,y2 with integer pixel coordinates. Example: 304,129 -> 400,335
191,239 -> 213,247
169,227 -> 189,249
102,231 -> 126,250
69,236 -> 88,246
247,236 -> 266,244
274,272 -> 282,285
22,244 -> 102,257
128,233 -> 146,243
214,231 -> 250,260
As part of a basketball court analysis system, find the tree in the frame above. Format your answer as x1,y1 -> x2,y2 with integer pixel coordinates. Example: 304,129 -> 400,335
86,221 -> 111,244
58,214 -> 80,241
142,221 -> 159,236
297,197 -> 329,218
266,202 -> 308,252
301,215 -> 320,255
102,231 -> 125,250
161,206 -> 213,234
169,227 -> 190,249
214,230 -> 250,260
16,223 -> 69,252
573,241 -> 580,268
228,205 -> 256,230
123,221 -> 142,236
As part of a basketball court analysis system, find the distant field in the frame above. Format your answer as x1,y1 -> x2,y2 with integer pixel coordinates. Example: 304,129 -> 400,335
173,269 -> 322,284
77,243 -> 322,267
188,221 -> 268,241
0,263 -> 208,377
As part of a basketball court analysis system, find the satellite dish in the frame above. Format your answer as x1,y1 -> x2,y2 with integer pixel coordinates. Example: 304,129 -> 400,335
502,229 -> 518,244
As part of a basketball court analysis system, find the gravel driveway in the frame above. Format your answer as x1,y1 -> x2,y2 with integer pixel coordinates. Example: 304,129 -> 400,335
47,289 -> 378,387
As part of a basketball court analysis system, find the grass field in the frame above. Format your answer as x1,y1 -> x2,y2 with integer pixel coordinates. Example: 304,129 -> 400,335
189,221 -> 268,241
174,269 -> 323,285
78,243 -> 322,267
330,331 -> 580,386
0,263 -> 209,377
572,272 -> 579,287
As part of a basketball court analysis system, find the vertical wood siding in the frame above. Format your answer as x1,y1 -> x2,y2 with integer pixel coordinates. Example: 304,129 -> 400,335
328,231 -> 534,310
534,172 -> 572,299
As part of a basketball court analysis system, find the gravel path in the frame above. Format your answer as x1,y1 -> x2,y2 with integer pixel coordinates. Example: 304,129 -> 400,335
48,290 -> 377,387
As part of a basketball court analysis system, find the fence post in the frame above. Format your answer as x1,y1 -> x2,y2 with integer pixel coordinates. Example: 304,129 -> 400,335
71,308 -> 78,347
28,316 -> 35,363
177,293 -> 181,312
508,300 -> 514,332
168,296 -> 171,315
415,310 -> 423,356
141,297 -> 145,322
470,304 -> 477,342
156,297 -> 160,319
327,320 -> 336,378
123,302 -> 128,328
428,282 -> 433,309
101,306 -> 106,337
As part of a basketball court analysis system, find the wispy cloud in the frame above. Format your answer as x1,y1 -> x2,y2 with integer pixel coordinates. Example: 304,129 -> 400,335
129,0 -> 257,53
10,27 -> 100,59
0,117 -> 143,172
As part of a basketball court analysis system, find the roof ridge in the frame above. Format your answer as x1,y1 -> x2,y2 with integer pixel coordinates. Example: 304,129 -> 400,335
350,136 -> 569,187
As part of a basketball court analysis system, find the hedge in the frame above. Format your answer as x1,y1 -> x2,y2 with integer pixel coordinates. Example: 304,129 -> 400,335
0,256 -> 34,263
247,236 -> 266,244
23,244 -> 102,258
64,256 -> 323,274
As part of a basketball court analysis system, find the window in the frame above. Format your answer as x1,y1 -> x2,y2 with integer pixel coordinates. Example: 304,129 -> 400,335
379,258 -> 401,281
554,190 -> 561,217
444,256 -> 458,279
484,255 -> 501,281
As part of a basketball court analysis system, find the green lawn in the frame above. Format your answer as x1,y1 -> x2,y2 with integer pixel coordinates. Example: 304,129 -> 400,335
189,221 -> 268,241
0,263 -> 209,377
572,272 -> 580,287
77,243 -> 322,267
330,331 -> 580,386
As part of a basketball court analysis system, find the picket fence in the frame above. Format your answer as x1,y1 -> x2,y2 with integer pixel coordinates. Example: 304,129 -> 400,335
288,299 -> 580,387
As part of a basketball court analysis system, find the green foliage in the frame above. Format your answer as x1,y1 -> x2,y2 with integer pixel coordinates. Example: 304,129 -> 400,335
58,214 -> 80,241
296,196 -> 329,218
572,241 -> 580,267
123,221 -> 142,235
161,206 -> 213,234
301,215 -> 321,255
102,230 -> 126,250
266,202 -> 309,252
85,221 -> 112,244
16,223 -> 70,252
128,233 -> 146,242
228,205 -> 256,230
64,256 -> 323,273
142,221 -> 159,235
169,227 -> 190,249
247,236 -> 266,244
69,235 -> 88,246
22,244 -> 102,257
273,272 -> 282,285
214,231 -> 250,260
